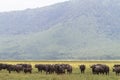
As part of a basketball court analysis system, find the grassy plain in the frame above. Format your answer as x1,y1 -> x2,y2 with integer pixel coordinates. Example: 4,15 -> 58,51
0,61 -> 120,80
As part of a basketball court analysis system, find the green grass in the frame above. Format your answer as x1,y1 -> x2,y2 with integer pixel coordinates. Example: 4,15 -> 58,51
0,61 -> 120,80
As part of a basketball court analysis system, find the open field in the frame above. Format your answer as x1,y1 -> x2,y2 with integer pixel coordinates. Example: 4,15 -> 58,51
0,61 -> 120,80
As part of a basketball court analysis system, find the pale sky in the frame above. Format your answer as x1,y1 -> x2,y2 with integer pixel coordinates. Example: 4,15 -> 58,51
0,0 -> 68,12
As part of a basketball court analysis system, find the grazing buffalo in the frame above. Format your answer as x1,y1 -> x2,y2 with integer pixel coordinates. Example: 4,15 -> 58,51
18,64 -> 32,73
79,65 -> 86,74
103,65 -> 109,75
35,64 -> 45,73
0,63 -> 8,70
90,64 -> 109,75
7,64 -> 16,73
45,64 -> 55,74
6,64 -> 23,73
113,65 -> 120,75
66,64 -> 72,74
14,64 -> 23,73
54,64 -> 72,74
54,64 -> 65,74
23,68 -> 32,73
113,64 -> 120,67
35,64 -> 55,74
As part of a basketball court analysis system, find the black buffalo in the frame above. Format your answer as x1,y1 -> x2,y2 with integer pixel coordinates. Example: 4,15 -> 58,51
0,63 -> 8,70
6,64 -> 23,73
90,64 -> 109,75
79,65 -> 86,74
35,64 -> 45,73
113,65 -> 120,75
54,64 -> 65,74
23,68 -> 32,73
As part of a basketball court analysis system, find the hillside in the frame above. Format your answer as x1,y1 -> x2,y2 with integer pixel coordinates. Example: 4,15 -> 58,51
0,0 -> 120,60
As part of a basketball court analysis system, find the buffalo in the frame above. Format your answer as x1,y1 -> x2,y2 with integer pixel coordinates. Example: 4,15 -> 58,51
113,64 -> 120,75
54,64 -> 65,74
90,64 -> 109,75
35,64 -> 45,73
23,68 -> 32,73
6,64 -> 24,73
0,63 -> 8,70
79,65 -> 86,74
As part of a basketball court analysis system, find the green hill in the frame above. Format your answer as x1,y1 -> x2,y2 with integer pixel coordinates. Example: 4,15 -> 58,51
0,0 -> 120,60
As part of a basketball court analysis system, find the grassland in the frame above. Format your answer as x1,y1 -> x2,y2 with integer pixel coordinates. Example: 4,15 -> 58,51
0,61 -> 120,80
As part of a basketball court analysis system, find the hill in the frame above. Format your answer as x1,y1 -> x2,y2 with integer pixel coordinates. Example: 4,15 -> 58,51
0,0 -> 120,60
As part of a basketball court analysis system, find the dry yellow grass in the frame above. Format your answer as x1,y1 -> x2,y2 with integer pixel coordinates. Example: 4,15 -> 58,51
0,61 -> 120,80
0,60 -> 120,68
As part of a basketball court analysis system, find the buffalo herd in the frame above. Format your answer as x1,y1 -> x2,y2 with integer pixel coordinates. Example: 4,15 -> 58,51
35,64 -> 72,74
0,63 -> 32,73
0,63 -> 120,75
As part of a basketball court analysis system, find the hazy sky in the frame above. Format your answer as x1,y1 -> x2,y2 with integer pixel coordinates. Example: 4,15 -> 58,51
0,0 -> 68,12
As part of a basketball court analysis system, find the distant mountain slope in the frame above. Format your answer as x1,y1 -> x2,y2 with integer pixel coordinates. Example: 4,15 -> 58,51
0,1 -> 69,35
0,0 -> 120,60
